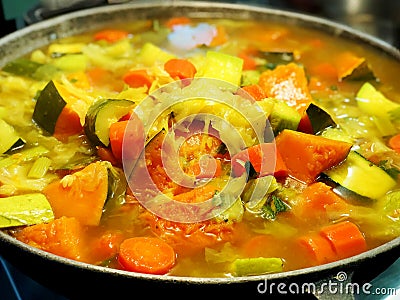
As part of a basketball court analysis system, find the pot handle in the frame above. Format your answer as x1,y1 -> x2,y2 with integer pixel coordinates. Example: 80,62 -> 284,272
312,270 -> 356,300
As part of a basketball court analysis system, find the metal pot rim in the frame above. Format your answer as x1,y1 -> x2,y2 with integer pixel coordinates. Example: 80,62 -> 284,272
0,0 -> 399,286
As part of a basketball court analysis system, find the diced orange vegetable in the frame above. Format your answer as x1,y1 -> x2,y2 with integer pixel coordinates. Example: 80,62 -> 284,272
309,62 -> 338,81
53,105 -> 83,141
275,129 -> 352,183
258,62 -> 313,114
319,221 -> 367,259
94,29 -> 129,43
189,157 -> 222,179
209,25 -> 228,47
43,161 -> 109,226
293,182 -> 348,220
242,84 -> 267,101
231,143 -> 288,178
14,216 -> 86,261
86,67 -> 124,92
123,69 -> 154,89
238,51 -> 257,70
297,112 -> 314,134
118,237 -> 176,275
91,230 -> 125,262
165,16 -> 191,28
388,133 -> 400,153
297,233 -> 337,265
242,234 -> 282,258
164,58 -> 197,80
109,120 -> 128,163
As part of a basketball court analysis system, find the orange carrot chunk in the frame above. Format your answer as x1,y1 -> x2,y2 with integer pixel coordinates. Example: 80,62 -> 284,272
123,69 -> 154,89
388,133 -> 400,153
319,221 -> 367,259
94,29 -> 129,43
118,237 -> 176,275
164,58 -> 197,80
297,233 -> 337,265
109,120 -> 128,163
275,129 -> 352,183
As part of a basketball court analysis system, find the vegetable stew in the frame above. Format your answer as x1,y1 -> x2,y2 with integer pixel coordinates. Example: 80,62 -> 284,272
0,16 -> 400,278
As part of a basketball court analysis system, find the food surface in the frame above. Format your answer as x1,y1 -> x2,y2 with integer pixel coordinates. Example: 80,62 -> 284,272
0,16 -> 400,278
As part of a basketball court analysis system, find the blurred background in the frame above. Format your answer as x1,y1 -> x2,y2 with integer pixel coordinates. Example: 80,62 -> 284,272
0,0 -> 399,299
1,0 -> 400,47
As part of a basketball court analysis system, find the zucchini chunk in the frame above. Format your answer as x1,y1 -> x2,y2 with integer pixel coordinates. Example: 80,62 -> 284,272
323,151 -> 397,200
268,98 -> 301,136
32,80 -> 83,137
0,119 -> 25,153
84,99 -> 135,147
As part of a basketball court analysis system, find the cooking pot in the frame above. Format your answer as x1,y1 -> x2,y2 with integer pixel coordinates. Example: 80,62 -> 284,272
0,1 -> 399,299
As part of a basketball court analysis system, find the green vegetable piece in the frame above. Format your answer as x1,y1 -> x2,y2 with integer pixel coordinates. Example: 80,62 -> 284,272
356,82 -> 400,118
306,103 -> 337,134
268,98 -> 301,136
2,58 -> 43,77
324,151 -> 397,200
343,60 -> 376,81
32,80 -> 67,135
139,42 -> 175,66
0,146 -> 49,169
0,119 -> 25,154
201,51 -> 243,86
84,98 -> 135,147
0,193 -> 54,228
232,257 -> 283,276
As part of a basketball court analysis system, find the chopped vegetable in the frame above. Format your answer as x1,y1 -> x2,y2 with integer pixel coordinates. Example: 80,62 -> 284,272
388,133 -> 400,153
118,237 -> 176,275
258,62 -> 312,114
335,51 -> 376,81
231,257 -> 283,276
319,221 -> 367,259
241,84 -> 267,101
28,157 -> 52,179
123,69 -> 154,89
14,216 -> 86,261
93,29 -> 130,43
275,129 -> 352,183
0,193 -> 54,228
297,233 -> 337,265
231,143 -> 288,178
0,119 -> 25,154
84,99 -> 135,147
200,51 -> 243,86
268,98 -> 302,136
323,151 -> 397,200
164,58 -> 197,80
43,161 -> 109,226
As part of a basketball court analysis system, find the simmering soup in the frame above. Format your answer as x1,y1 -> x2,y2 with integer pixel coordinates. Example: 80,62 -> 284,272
0,16 -> 400,278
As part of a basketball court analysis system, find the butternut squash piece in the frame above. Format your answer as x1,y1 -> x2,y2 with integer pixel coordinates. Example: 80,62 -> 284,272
275,129 -> 352,183
43,161 -> 109,226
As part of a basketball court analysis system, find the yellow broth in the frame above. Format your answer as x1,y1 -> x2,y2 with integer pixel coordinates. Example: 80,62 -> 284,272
0,17 -> 400,278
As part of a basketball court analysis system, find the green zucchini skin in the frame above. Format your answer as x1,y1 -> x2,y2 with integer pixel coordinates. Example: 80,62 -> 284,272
0,119 -> 25,154
306,103 -> 336,134
32,80 -> 67,135
84,99 -> 135,147
322,151 -> 397,200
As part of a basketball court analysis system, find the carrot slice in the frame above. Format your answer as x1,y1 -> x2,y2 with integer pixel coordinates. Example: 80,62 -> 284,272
275,129 -> 352,183
164,58 -> 197,80
94,29 -> 129,43
165,16 -> 191,28
258,62 -> 312,114
388,133 -> 400,153
320,221 -> 367,259
123,69 -> 154,89
297,233 -> 337,265
109,120 -> 128,163
118,237 -> 176,275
